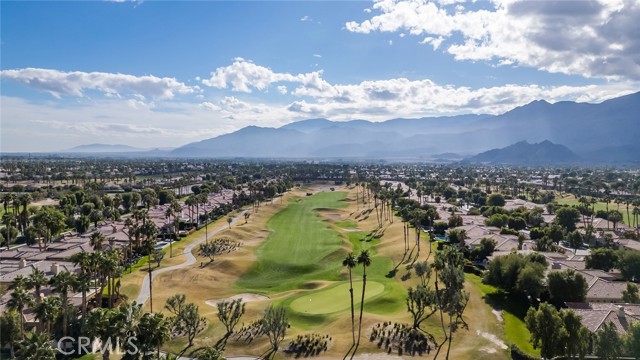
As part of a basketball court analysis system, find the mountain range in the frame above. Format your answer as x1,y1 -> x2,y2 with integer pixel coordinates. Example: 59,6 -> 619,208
464,140 -> 582,165
170,91 -> 640,163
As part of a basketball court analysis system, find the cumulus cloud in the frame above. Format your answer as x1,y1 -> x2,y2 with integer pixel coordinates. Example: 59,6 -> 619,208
300,15 -> 312,21
345,0 -> 640,80
201,58 -> 331,94
202,58 -> 638,119
0,68 -> 194,99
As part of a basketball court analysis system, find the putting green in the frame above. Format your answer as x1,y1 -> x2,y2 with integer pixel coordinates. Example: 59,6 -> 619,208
289,281 -> 385,315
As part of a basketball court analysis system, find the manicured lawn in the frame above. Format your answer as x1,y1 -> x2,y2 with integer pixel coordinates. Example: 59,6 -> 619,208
289,280 -> 385,315
557,196 -> 637,227
237,192 -> 349,292
466,274 -> 539,357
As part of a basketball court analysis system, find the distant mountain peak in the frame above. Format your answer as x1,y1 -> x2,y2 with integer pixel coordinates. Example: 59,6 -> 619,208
465,140 -> 581,165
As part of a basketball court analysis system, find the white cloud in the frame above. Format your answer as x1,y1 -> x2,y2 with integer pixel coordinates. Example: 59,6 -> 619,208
277,85 -> 288,94
0,68 -> 194,99
199,101 -> 221,111
201,58 -> 331,94
313,54 -> 322,58
345,0 -> 640,80
201,59 -> 639,121
300,15 -> 312,21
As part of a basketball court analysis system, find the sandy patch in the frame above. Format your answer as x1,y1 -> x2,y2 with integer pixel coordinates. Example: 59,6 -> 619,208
205,293 -> 269,307
32,198 -> 59,206
480,347 -> 498,354
492,309 -> 504,322
316,210 -> 341,221
476,330 -> 508,350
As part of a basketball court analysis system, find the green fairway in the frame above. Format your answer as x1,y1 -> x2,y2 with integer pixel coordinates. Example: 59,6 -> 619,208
557,196 -> 637,227
237,191 -> 349,292
289,281 -> 385,315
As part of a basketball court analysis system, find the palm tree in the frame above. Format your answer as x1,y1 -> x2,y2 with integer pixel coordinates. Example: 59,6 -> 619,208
27,268 -> 48,304
342,253 -> 357,360
86,307 -> 119,360
351,250 -> 371,360
16,330 -> 57,360
2,213 -> 17,250
90,231 -> 106,252
74,271 -> 92,320
8,286 -> 33,336
52,271 -> 76,337
33,296 -> 61,335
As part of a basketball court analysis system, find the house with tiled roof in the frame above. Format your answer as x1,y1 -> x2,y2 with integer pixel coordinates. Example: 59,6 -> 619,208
566,303 -> 640,333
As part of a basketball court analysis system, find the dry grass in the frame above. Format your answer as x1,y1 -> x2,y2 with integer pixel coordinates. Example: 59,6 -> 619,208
118,184 -> 510,359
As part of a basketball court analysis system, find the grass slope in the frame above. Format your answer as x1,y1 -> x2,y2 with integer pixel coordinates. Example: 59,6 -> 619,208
467,274 -> 539,357
237,192 -> 349,292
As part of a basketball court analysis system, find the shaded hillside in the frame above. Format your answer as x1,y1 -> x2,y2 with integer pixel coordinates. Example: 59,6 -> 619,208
464,140 -> 581,165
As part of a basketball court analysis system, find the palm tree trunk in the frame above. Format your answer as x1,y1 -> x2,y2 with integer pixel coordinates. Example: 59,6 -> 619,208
350,269 -> 367,360
343,269 -> 356,360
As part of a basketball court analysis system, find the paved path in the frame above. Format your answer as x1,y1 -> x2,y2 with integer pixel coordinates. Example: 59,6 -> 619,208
135,211 -> 246,306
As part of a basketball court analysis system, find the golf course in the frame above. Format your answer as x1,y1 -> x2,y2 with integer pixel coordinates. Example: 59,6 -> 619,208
130,185 -> 516,359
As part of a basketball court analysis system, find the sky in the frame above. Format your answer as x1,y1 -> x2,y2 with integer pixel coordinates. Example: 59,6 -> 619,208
1,0 -> 639,152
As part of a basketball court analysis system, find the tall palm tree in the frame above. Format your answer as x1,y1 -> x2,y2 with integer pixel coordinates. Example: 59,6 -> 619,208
342,253 -> 357,360
33,296 -> 61,335
351,250 -> 371,360
27,268 -> 48,304
16,330 -> 57,360
8,286 -> 33,336
2,213 -> 17,250
86,307 -> 118,360
74,271 -> 92,320
52,270 -> 76,337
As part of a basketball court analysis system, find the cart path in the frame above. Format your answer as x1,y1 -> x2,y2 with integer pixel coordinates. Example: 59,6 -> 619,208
135,211 -> 247,306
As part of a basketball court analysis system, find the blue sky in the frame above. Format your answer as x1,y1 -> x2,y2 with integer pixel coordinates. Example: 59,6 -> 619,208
1,0 -> 639,152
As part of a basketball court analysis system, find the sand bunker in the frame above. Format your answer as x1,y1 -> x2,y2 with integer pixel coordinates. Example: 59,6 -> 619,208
205,293 -> 269,307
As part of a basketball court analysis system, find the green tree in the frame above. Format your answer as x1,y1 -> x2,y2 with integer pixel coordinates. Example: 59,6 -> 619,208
406,284 -> 437,331
562,309 -> 590,360
0,310 -> 22,357
262,305 -> 289,359
27,267 -> 48,303
586,248 -> 618,272
486,193 -> 506,207
197,347 -> 225,360
8,286 -> 34,336
132,312 -> 171,359
51,270 -> 77,337
16,331 -> 57,360
216,299 -> 245,349
622,282 -> 640,304
342,253 -> 357,359
594,321 -> 623,360
516,262 -> 546,300
548,270 -> 588,304
433,245 -> 469,360
627,322 -> 640,359
32,206 -> 67,249
554,207 -> 580,232
618,250 -> 640,281
350,250 -> 371,359
525,302 -> 568,359
33,296 -> 61,335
